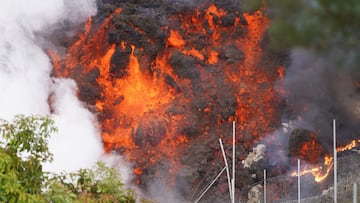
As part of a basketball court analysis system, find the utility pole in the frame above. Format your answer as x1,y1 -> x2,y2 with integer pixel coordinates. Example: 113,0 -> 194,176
353,183 -> 357,203
232,121 -> 235,203
333,119 -> 337,203
264,169 -> 266,203
298,159 -> 301,203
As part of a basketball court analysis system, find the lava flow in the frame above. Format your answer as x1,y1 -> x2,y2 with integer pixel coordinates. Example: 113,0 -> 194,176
49,1 -> 283,189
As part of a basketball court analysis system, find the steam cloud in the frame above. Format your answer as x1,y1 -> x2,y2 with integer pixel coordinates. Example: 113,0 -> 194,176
0,0 -> 104,173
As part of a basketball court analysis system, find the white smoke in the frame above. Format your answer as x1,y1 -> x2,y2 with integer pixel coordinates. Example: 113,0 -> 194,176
45,79 -> 103,172
101,154 -> 135,185
0,0 -> 104,173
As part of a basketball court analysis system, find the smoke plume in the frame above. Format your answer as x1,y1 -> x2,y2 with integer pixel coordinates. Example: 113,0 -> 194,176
280,48 -> 360,150
0,0 -> 105,173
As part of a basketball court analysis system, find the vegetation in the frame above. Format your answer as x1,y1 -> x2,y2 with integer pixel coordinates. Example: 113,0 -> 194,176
44,162 -> 137,203
0,115 -> 55,202
267,0 -> 360,51
0,115 -> 149,203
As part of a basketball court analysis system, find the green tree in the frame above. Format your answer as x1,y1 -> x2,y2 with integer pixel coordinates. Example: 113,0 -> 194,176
0,115 -> 56,203
0,115 -> 151,203
44,162 -> 138,203
267,0 -> 360,52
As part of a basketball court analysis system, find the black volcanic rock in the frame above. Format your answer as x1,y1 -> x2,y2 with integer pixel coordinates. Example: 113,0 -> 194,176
223,45 -> 244,64
170,51 -> 199,79
110,47 -> 130,78
220,13 -> 236,27
75,67 -> 101,105
134,120 -> 166,147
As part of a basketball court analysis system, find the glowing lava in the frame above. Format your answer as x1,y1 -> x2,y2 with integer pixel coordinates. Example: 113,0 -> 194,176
49,3 -> 282,186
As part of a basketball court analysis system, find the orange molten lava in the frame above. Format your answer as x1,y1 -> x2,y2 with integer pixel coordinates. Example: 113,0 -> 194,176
292,139 -> 360,182
50,3 -> 280,184
167,30 -> 186,48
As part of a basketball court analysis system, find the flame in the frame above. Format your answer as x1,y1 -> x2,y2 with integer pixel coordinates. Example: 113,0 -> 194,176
292,139 -> 360,182
49,3 -> 281,185
337,139 -> 360,152
291,155 -> 333,183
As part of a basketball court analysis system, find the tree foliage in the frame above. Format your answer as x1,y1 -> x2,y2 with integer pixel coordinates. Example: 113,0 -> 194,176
44,162 -> 137,203
267,0 -> 360,51
0,115 -> 56,203
0,115 -> 149,203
